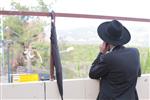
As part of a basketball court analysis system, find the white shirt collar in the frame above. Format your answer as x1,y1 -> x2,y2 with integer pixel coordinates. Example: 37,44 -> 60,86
109,46 -> 116,52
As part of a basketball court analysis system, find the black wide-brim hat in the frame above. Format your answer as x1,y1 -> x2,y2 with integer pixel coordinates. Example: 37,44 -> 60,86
97,20 -> 131,46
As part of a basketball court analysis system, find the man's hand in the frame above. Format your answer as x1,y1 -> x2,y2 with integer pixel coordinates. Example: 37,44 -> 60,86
100,42 -> 110,54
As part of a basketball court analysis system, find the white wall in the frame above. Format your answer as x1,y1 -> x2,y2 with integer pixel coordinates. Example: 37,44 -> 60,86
0,82 -> 45,100
136,74 -> 150,100
0,74 -> 150,100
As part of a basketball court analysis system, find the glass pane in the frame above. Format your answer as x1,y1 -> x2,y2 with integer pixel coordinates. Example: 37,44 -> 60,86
56,18 -> 150,78
0,16 -> 51,83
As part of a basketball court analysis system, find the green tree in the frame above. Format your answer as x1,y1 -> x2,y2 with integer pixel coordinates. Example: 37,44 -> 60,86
3,0 -> 52,73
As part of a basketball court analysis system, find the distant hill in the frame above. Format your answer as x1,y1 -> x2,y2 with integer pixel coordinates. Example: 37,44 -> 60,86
57,26 -> 101,44
56,27 -> 149,47
44,25 -> 150,47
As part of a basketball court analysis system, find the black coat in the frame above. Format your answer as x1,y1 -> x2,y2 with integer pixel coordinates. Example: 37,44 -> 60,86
89,46 -> 141,100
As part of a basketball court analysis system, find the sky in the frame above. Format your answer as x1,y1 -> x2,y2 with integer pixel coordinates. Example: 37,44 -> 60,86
0,0 -> 150,47
54,0 -> 150,18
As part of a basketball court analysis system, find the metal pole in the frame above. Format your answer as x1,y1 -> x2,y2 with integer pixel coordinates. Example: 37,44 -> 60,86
7,43 -> 11,83
0,12 -> 5,76
0,10 -> 150,22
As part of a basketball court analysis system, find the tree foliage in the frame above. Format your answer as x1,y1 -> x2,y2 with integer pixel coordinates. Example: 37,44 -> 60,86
3,0 -> 51,73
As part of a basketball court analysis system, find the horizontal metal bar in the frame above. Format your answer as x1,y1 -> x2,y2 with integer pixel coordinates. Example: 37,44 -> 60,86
0,10 -> 50,16
56,13 -> 150,22
1,10 -> 150,22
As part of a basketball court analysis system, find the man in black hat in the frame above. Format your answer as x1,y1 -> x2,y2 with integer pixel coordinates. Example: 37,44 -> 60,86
89,20 -> 141,100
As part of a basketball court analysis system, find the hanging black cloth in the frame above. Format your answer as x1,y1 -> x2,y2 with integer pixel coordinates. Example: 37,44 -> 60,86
50,11 -> 63,100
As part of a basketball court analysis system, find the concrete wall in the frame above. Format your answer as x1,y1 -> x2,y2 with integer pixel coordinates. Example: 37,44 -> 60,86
0,74 -> 150,100
0,82 -> 45,100
136,74 -> 150,100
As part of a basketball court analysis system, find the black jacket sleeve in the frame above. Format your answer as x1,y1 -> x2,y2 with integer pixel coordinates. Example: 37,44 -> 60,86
138,68 -> 141,77
89,53 -> 108,79
136,48 -> 141,77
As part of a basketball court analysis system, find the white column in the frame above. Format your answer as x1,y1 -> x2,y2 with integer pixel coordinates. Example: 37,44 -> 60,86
0,11 -> 5,77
